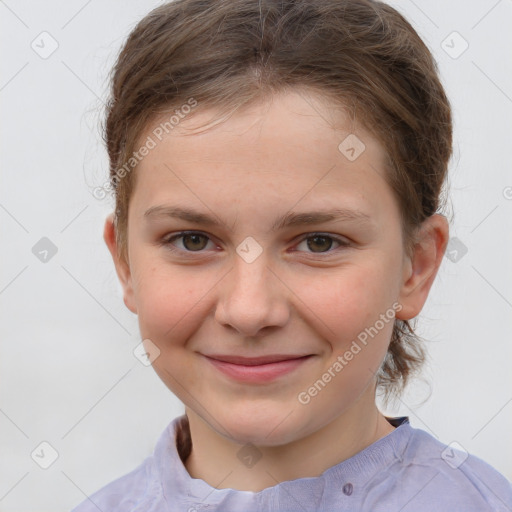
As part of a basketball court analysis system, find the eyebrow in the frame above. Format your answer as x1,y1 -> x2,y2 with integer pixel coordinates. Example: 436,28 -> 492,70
143,205 -> 373,232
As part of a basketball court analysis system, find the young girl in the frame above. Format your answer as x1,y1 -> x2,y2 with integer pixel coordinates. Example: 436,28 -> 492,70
73,0 -> 512,510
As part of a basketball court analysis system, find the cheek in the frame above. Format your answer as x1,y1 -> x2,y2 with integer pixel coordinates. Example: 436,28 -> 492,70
298,267 -> 398,416
132,261 -> 212,345
132,263 -> 214,398
299,260 -> 399,348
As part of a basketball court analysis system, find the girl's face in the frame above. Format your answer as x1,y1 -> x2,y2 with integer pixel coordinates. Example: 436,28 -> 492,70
106,89 -> 442,446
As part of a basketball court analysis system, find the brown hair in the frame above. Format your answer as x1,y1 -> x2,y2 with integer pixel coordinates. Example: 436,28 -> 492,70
103,0 -> 452,405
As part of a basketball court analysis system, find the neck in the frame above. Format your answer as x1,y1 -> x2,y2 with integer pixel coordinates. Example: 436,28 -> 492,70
182,387 -> 396,492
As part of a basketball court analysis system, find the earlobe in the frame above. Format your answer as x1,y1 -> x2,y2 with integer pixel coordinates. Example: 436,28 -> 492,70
103,213 -> 138,315
396,214 -> 449,321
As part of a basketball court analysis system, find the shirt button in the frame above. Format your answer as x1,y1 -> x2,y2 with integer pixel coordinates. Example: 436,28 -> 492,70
342,482 -> 353,496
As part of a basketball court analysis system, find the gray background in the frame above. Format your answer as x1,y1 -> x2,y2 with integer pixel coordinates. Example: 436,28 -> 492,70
1,0 -> 511,510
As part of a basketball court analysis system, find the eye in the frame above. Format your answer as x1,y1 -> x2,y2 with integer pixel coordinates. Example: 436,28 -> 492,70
163,231 -> 216,252
294,233 -> 350,254
161,231 -> 350,256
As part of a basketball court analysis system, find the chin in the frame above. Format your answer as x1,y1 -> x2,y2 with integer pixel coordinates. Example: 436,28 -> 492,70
214,405 -> 308,447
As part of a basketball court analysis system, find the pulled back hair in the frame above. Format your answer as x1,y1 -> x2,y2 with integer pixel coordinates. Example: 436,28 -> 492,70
102,0 -> 452,407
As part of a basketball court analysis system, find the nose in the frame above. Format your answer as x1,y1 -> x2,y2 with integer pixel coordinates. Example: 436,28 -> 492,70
214,253 -> 290,338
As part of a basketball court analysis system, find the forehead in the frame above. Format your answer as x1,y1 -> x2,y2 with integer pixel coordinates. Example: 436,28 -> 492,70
129,89 -> 395,221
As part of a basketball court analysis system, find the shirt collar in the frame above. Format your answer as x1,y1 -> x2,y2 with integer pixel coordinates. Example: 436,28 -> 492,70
152,414 -> 411,510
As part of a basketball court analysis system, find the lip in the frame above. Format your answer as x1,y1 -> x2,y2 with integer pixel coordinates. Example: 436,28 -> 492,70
202,354 -> 314,383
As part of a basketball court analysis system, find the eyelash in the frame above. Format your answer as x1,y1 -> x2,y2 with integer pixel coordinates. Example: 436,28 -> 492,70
161,231 -> 351,257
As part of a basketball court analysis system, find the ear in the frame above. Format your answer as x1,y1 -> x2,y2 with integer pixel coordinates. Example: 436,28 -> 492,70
396,214 -> 449,320
103,213 -> 138,314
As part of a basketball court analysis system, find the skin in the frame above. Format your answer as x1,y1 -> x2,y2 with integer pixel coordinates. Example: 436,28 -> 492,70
104,88 -> 449,492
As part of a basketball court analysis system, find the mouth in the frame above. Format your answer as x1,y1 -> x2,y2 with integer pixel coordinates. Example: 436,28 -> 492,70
201,354 -> 314,383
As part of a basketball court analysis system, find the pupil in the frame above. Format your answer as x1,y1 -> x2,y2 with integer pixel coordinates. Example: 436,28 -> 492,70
308,236 -> 332,252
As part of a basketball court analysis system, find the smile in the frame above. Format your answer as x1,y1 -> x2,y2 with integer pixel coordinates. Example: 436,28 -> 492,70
202,354 -> 314,383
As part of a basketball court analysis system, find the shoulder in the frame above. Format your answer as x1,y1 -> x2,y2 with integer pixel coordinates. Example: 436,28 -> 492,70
386,424 -> 512,511
69,416 -> 188,512
69,455 -> 162,512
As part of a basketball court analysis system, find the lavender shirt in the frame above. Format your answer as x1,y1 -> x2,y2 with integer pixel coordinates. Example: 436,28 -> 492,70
71,415 -> 512,511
